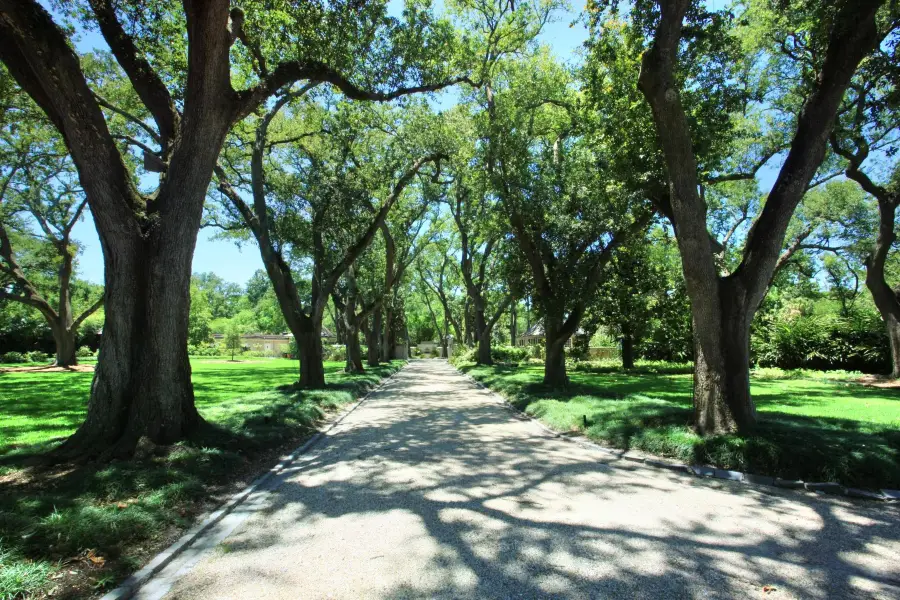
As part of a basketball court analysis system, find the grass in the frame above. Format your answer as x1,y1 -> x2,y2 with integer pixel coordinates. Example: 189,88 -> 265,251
458,361 -> 900,490
0,358 -> 403,600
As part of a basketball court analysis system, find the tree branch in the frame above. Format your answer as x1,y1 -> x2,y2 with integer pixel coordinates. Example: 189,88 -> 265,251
88,0 -> 179,147
234,59 -> 479,121
72,294 -> 104,330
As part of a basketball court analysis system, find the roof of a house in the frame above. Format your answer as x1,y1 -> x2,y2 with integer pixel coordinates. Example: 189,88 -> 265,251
519,320 -> 587,338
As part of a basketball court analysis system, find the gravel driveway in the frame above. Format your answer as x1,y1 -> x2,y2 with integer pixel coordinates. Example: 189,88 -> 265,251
158,360 -> 899,600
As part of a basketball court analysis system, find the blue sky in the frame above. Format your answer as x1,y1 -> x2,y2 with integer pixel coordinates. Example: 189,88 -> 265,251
67,1 -> 590,285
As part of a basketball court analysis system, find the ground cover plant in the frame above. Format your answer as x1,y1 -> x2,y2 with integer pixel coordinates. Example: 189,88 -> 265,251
0,358 -> 402,599
457,361 -> 900,490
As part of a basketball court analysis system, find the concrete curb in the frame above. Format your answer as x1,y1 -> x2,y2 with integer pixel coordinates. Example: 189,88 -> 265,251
455,367 -> 898,503
100,364 -> 406,600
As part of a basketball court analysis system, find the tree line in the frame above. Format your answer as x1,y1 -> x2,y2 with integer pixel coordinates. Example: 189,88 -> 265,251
0,0 -> 897,460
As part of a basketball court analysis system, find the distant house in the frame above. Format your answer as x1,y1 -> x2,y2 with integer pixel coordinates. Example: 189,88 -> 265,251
212,328 -> 337,357
516,322 -> 575,348
516,321 -> 619,358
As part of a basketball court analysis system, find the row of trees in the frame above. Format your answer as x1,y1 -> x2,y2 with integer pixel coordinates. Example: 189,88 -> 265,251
0,0 -> 897,460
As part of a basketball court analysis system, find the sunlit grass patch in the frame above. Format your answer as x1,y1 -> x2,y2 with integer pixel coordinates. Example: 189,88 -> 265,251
0,358 -> 403,599
459,362 -> 900,489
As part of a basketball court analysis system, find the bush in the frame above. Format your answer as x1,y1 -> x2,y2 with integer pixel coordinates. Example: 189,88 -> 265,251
450,344 -> 526,365
1,352 -> 26,364
187,343 -> 222,357
323,344 -> 345,362
528,344 -> 544,360
491,345 -> 527,363
25,351 -> 50,364
753,307 -> 889,373
75,346 -> 95,358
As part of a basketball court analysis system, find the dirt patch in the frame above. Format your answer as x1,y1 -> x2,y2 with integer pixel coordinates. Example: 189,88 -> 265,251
0,364 -> 95,373
855,375 -> 900,389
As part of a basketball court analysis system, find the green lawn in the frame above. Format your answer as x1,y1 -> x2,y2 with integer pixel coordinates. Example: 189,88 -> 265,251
458,362 -> 900,490
0,358 -> 403,600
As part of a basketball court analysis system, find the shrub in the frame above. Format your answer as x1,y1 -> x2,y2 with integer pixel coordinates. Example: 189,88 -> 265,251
188,343 -> 221,357
1,352 -> 26,364
449,346 -> 477,365
324,344 -> 346,362
449,345 -> 526,365
752,307 -> 889,373
25,351 -> 50,364
75,345 -> 95,358
491,345 -> 528,363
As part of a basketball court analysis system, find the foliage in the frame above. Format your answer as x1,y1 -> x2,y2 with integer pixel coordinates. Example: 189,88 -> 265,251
451,344 -> 527,365
223,321 -> 244,361
1,352 -> 25,364
753,301 -> 890,373
24,351 -> 49,364
75,346 -> 95,359
187,343 -> 222,357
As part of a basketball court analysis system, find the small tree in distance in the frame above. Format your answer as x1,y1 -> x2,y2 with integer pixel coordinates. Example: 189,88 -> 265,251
224,322 -> 243,362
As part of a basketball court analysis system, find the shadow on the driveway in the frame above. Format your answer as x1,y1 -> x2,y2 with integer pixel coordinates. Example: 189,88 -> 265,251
172,362 -> 900,600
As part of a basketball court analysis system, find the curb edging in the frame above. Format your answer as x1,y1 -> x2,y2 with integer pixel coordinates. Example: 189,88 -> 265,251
455,367 -> 898,503
100,364 -> 406,600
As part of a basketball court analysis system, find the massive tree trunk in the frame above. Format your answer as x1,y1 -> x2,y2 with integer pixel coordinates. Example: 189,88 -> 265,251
297,312 -> 326,388
58,229 -> 203,458
337,288 -> 365,374
367,310 -> 382,366
621,326 -> 635,370
688,280 -> 756,433
541,313 -> 570,387
50,321 -> 78,367
543,336 -> 568,387
474,303 -> 492,365
382,303 -> 394,360
332,299 -> 346,345
345,326 -> 364,373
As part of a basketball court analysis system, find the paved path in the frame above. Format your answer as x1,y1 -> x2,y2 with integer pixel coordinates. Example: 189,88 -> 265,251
160,361 -> 899,600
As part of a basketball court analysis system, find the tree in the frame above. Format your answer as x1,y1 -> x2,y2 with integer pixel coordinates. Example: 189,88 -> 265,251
0,85 -> 103,366
193,272 -> 244,320
828,30 -> 900,375
629,0 -> 885,433
244,269 -> 271,306
0,0 -> 474,457
595,236 -> 666,368
417,237 -> 465,357
187,281 -> 213,346
223,320 -> 243,362
481,54 -> 651,386
446,149 -> 512,365
216,99 -> 447,386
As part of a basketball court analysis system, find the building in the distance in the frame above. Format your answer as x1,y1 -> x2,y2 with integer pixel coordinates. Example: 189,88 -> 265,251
213,327 -> 337,358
